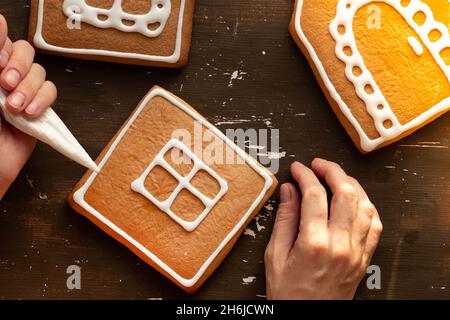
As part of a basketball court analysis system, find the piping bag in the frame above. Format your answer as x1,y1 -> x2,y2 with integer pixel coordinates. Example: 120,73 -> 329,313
0,88 -> 99,172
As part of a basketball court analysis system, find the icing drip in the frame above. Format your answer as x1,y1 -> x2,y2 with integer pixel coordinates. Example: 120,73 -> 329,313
73,88 -> 273,288
0,88 -> 98,172
62,0 -> 171,38
294,0 -> 450,151
131,139 -> 228,232
34,0 -> 186,63
407,36 -> 424,56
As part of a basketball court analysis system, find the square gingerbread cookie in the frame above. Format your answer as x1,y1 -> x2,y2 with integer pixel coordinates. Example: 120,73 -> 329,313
28,0 -> 196,67
289,0 -> 449,152
68,86 -> 278,293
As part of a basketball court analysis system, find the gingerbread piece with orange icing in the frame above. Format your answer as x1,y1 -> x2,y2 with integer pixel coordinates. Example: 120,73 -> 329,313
290,0 -> 449,152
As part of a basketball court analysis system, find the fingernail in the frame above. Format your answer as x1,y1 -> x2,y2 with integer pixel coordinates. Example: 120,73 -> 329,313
280,183 -> 292,203
7,91 -> 25,109
292,161 -> 304,167
4,68 -> 20,88
0,50 -> 8,68
313,158 -> 327,166
25,101 -> 39,116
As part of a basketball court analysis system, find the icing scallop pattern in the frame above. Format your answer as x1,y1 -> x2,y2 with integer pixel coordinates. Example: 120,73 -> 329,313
62,0 -> 172,37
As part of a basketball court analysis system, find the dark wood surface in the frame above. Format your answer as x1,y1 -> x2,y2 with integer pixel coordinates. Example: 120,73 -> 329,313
0,0 -> 449,300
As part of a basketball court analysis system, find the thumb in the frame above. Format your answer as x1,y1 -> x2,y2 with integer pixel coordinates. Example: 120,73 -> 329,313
268,183 -> 300,259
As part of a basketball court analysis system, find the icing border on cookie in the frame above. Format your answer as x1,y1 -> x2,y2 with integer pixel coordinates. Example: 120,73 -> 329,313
131,139 -> 229,232
73,87 -> 274,288
34,0 -> 185,63
294,0 -> 450,151
62,0 -> 171,38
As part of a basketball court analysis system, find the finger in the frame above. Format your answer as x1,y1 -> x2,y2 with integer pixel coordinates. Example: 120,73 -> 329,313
6,63 -> 46,112
363,209 -> 383,266
0,38 -> 13,70
290,161 -> 328,242
24,81 -> 57,118
0,14 -> 7,50
0,14 -> 9,68
311,158 -> 358,234
267,183 -> 300,260
0,40 -> 35,90
349,178 -> 377,250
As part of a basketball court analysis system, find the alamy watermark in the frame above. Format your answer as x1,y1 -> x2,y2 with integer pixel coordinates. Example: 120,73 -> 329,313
169,122 -> 281,174
366,265 -> 381,290
367,5 -> 382,30
64,263 -> 380,291
66,5 -> 82,30
66,265 -> 81,290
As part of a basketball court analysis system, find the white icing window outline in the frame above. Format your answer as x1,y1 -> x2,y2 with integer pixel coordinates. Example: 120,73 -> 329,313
62,0 -> 171,38
33,0 -> 186,63
73,88 -> 274,288
294,0 -> 450,152
131,139 -> 228,232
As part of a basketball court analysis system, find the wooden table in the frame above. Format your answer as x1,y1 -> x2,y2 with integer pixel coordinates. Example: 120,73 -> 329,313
0,0 -> 448,300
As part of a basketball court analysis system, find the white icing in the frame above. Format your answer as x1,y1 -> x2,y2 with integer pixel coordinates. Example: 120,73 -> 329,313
34,0 -> 185,63
131,139 -> 228,232
0,88 -> 99,172
62,0 -> 171,38
407,36 -> 424,56
73,87 -> 274,288
294,0 -> 450,151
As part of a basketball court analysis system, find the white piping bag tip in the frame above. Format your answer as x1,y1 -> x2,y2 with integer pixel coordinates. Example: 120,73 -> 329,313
87,160 -> 100,173
75,151 -> 99,172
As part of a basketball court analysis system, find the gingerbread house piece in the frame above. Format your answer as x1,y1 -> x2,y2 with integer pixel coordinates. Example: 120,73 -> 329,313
290,0 -> 450,152
68,86 -> 278,292
28,0 -> 196,67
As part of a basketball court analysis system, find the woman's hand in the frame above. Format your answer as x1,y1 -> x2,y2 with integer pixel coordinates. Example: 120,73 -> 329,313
265,159 -> 383,300
0,14 -> 57,199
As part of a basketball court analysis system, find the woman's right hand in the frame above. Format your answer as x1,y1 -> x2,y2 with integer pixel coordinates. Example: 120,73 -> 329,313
265,159 -> 383,300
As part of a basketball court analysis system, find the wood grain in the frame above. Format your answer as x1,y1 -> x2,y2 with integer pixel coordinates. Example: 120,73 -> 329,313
0,0 -> 448,299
